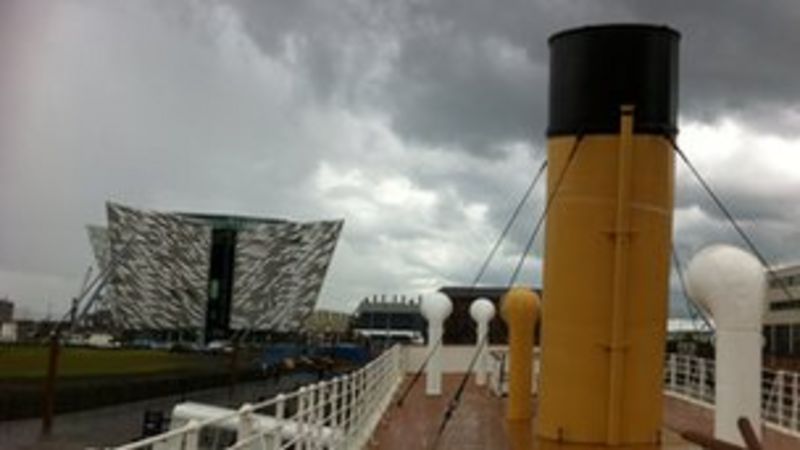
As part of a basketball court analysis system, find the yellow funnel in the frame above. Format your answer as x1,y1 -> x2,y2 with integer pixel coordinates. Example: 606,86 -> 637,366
536,24 -> 680,446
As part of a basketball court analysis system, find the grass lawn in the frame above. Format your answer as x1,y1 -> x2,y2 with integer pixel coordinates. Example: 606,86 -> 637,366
0,345 -> 222,379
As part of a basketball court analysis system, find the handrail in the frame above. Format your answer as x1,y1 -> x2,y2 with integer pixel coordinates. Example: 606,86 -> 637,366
663,353 -> 800,435
484,349 -> 800,437
112,344 -> 404,450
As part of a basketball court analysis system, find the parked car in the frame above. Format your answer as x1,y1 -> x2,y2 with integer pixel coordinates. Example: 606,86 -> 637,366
205,340 -> 233,354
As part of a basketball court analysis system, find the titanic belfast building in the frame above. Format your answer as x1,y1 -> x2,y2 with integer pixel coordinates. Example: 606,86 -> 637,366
87,202 -> 343,341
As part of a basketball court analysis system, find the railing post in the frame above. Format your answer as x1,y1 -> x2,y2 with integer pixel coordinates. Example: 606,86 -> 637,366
271,393 -> 285,450
235,403 -> 256,450
697,358 -> 708,401
366,364 -> 374,418
331,377 -> 340,429
358,369 -> 367,440
315,381 -> 326,450
332,377 -> 344,449
348,372 -> 358,443
310,384 -> 321,450
183,419 -> 200,450
297,387 -> 308,450
793,373 -> 799,431
668,353 -> 677,391
339,375 -> 348,434
394,345 -> 403,381
777,370 -> 785,426
362,367 -> 369,427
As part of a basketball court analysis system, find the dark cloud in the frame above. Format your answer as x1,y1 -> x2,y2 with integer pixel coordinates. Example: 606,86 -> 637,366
3,0 -> 800,318
232,0 -> 800,146
624,1 -> 800,131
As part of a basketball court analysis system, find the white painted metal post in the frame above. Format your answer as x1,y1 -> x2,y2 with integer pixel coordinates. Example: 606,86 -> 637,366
311,384 -> 322,450
360,369 -> 368,432
699,358 -> 707,401
340,375 -> 349,438
297,387 -> 308,450
331,378 -> 339,429
348,373 -> 358,442
469,298 -> 495,386
793,373 -> 799,431
668,353 -> 677,391
269,394 -> 285,450
315,382 -> 326,450
777,371 -> 786,426
183,419 -> 200,450
686,245 -> 766,445
235,403 -> 256,450
421,293 -> 452,396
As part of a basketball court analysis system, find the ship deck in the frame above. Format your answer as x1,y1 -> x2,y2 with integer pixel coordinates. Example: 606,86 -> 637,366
370,374 -> 800,449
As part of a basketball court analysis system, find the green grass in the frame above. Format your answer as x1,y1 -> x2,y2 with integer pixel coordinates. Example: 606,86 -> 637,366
0,345 -> 220,379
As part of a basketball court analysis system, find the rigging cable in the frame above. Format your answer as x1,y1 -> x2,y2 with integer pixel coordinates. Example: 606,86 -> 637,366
471,159 -> 549,286
669,137 -> 794,302
396,157 -> 549,409
428,333 -> 489,449
430,134 -> 585,447
509,134 -> 585,286
395,337 -> 443,407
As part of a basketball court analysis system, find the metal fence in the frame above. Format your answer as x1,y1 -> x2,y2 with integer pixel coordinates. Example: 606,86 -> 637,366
113,345 -> 404,450
485,350 -> 800,436
663,353 -> 800,434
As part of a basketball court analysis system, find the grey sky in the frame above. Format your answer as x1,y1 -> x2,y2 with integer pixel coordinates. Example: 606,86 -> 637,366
1,0 -> 799,319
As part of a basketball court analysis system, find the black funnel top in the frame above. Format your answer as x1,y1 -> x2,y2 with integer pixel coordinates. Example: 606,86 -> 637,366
547,24 -> 680,137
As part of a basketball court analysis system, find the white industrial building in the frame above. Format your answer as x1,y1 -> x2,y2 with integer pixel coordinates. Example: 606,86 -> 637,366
764,264 -> 800,357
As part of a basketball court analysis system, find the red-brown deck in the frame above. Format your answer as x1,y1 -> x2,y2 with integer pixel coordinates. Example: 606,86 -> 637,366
370,374 -> 800,449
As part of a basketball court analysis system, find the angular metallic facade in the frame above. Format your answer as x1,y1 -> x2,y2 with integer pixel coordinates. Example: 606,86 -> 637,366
106,203 -> 211,329
89,203 -> 342,333
232,220 -> 343,332
87,225 -> 111,271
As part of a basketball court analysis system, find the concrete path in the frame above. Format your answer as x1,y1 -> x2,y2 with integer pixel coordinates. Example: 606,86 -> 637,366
0,373 -> 317,450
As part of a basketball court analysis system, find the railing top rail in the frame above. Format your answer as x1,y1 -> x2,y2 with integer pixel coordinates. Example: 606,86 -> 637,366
114,419 -> 198,450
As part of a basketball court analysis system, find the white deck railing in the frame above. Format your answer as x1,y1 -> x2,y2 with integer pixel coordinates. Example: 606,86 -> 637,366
484,350 -> 800,436
112,346 -> 800,449
112,344 -> 404,450
664,353 -> 800,435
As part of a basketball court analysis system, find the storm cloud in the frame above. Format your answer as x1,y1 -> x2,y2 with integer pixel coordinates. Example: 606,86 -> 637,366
2,0 -> 800,318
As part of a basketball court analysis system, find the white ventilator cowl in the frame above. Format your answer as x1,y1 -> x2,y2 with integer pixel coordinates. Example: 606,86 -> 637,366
685,244 -> 766,330
421,292 -> 453,322
469,298 -> 495,386
685,244 -> 766,445
469,298 -> 496,323
421,292 -> 452,396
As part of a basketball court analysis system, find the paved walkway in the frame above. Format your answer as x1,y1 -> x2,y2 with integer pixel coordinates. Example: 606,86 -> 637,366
0,373 -> 316,450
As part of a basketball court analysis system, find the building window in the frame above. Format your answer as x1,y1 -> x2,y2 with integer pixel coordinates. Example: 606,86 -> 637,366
775,325 -> 790,357
769,299 -> 800,311
763,325 -> 772,354
793,324 -> 800,357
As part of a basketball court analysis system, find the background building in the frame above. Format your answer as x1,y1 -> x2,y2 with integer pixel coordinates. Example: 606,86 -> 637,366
439,286 -> 539,345
352,294 -> 425,344
764,264 -> 800,357
0,298 -> 13,322
88,202 -> 343,341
